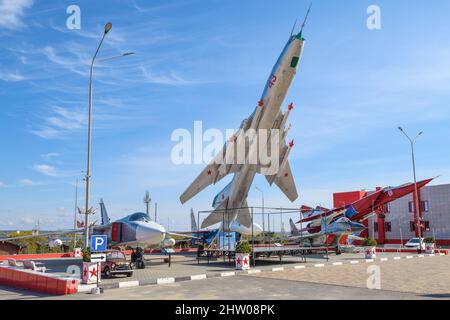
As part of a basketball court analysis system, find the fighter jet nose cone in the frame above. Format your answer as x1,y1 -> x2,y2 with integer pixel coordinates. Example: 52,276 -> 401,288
352,222 -> 366,233
253,223 -> 263,235
136,222 -> 166,243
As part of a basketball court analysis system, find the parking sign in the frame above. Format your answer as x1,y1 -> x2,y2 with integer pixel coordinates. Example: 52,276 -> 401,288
91,235 -> 107,252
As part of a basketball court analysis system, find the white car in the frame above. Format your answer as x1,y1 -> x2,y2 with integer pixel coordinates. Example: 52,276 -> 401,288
405,237 -> 425,250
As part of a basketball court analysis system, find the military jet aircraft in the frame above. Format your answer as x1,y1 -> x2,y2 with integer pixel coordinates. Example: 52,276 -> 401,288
180,6 -> 312,232
0,199 -> 193,256
288,178 -> 434,253
289,216 -> 365,254
297,178 -> 434,231
190,209 -> 220,246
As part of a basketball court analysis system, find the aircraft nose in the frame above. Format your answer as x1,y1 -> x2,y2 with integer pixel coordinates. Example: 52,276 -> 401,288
253,223 -> 263,236
351,222 -> 366,233
136,223 -> 166,243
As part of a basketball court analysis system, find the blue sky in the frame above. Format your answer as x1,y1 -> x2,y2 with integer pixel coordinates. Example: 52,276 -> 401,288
0,0 -> 449,231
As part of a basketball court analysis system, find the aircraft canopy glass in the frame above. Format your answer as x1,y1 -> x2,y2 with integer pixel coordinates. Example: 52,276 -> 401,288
128,212 -> 151,222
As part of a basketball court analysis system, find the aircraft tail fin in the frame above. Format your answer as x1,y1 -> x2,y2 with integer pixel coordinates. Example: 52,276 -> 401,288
235,200 -> 251,228
201,200 -> 229,229
289,218 -> 300,236
99,198 -> 110,225
212,179 -> 233,209
191,208 -> 198,232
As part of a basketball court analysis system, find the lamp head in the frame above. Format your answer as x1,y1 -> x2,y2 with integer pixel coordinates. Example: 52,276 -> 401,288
104,22 -> 112,34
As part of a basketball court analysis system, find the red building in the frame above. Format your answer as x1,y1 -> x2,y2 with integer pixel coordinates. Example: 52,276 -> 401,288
333,184 -> 450,246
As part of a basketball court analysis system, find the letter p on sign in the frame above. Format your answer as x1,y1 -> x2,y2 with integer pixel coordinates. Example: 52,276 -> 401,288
91,235 -> 107,252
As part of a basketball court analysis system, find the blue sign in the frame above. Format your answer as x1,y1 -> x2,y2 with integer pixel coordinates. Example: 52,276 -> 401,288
90,235 -> 107,252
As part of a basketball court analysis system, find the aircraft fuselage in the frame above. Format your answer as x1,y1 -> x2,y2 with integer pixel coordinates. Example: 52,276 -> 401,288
226,34 -> 305,223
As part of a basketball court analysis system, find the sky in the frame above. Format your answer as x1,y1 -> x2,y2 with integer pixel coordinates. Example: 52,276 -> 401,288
0,0 -> 449,231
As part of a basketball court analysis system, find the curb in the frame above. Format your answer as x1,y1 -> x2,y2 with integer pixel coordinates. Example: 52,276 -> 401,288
78,252 -> 446,294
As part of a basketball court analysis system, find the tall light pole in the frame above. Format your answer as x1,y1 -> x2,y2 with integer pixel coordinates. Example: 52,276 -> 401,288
255,187 -> 265,244
84,22 -> 112,249
73,177 -> 79,248
398,127 -> 423,239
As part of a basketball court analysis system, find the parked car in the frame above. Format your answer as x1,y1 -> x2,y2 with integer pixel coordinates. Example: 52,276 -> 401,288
101,250 -> 133,278
405,237 -> 425,250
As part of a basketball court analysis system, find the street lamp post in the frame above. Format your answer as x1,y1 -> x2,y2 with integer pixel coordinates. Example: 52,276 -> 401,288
84,22 -> 113,249
255,187 -> 265,244
82,27 -> 135,249
73,177 -> 78,248
398,127 -> 423,240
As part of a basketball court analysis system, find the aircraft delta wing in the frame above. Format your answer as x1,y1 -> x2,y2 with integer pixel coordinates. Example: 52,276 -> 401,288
179,140 -> 243,204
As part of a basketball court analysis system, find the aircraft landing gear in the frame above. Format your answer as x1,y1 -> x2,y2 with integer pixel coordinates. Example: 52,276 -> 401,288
335,246 -> 342,255
131,247 -> 146,269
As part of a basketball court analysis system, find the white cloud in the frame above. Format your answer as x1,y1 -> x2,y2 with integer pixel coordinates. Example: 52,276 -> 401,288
0,218 -> 14,227
0,0 -> 34,30
0,70 -> 26,82
40,45 -> 89,76
30,127 -> 60,139
31,105 -> 86,139
33,164 -> 75,178
40,152 -> 60,159
0,181 -> 5,187
18,178 -> 41,186
20,217 -> 34,225
33,164 -> 59,177
140,66 -> 193,86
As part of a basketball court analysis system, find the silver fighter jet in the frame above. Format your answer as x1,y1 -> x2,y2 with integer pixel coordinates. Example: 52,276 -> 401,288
180,7 -> 311,232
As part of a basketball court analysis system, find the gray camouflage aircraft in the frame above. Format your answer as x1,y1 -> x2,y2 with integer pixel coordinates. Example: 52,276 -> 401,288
289,217 -> 366,254
0,199 -> 190,252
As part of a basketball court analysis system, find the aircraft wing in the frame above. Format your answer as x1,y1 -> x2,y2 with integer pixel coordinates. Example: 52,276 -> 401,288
180,140 -> 241,204
235,200 -> 251,228
270,161 -> 298,202
297,208 -> 344,224
288,231 -> 322,242
259,143 -> 298,201
166,232 -> 201,240
347,234 -> 365,241
0,229 -> 83,242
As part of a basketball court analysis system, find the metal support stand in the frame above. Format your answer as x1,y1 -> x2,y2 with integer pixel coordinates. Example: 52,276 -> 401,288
251,207 -> 255,268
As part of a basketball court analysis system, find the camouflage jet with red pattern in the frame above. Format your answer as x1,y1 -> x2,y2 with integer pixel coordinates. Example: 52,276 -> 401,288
293,178 -> 434,245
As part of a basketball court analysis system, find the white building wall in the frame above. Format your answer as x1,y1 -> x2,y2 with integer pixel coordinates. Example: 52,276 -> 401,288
367,184 -> 450,242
